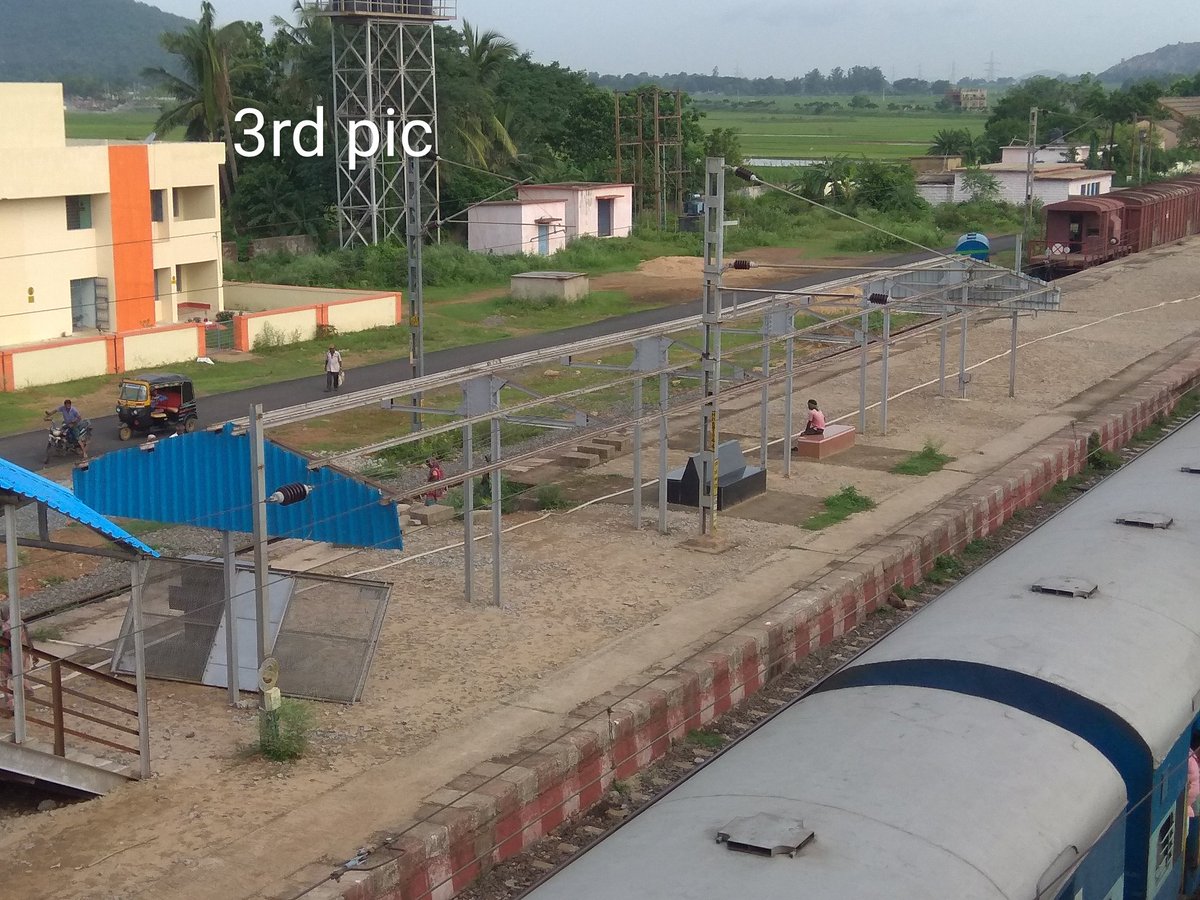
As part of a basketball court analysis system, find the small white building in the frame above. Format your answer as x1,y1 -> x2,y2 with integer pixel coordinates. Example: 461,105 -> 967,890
467,199 -> 567,256
998,142 -> 1083,166
467,182 -> 635,256
917,163 -> 1114,206
516,183 -> 634,241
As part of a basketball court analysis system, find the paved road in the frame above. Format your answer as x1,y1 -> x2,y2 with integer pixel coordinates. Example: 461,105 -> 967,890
1,240 -> 1013,471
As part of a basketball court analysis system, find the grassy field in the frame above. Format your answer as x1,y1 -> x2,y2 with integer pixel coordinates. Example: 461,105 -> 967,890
699,106 -> 988,160
65,108 -> 175,141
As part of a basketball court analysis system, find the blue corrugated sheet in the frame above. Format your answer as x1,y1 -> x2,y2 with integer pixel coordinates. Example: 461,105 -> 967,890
0,458 -> 158,557
72,425 -> 402,550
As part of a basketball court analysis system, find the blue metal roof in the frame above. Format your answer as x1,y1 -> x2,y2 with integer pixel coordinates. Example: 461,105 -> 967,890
73,425 -> 403,550
0,458 -> 158,557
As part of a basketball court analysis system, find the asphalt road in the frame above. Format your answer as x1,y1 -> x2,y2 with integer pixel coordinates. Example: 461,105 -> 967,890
1,240 -> 1014,471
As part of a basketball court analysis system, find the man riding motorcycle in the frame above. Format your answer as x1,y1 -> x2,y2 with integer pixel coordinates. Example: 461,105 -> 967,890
44,399 -> 89,462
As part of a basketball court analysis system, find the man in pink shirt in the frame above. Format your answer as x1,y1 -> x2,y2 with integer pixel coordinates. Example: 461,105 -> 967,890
802,398 -> 826,435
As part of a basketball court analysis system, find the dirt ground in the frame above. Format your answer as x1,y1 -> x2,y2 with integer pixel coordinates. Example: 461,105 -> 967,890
3,239 -> 1200,900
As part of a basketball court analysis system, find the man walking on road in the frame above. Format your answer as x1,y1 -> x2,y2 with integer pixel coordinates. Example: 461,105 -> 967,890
325,345 -> 343,392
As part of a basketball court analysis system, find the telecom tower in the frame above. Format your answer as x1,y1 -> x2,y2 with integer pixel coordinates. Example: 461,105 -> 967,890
310,1 -> 455,247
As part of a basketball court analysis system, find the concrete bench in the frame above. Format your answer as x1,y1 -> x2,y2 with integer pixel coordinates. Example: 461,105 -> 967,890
792,424 -> 856,460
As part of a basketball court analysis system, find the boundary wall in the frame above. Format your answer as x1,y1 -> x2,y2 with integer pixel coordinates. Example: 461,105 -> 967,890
0,323 -> 205,392
226,288 -> 402,352
0,288 -> 402,389
323,351 -> 1200,900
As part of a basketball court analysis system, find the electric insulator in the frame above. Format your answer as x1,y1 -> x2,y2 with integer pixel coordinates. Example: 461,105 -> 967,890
733,166 -> 758,183
268,483 -> 313,505
732,259 -> 753,270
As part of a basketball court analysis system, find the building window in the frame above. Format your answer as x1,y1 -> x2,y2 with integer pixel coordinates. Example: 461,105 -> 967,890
172,185 -> 215,222
151,190 -> 165,222
66,195 -> 93,230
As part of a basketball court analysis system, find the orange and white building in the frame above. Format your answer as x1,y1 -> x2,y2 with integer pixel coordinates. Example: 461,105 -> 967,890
0,83 -> 226,351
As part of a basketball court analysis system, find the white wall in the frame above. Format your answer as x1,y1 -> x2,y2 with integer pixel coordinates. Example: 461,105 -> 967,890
516,185 -> 634,241
467,200 -> 567,255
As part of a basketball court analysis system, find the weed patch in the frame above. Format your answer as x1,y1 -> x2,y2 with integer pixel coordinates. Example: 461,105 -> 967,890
30,625 -> 64,643
924,554 -> 966,585
891,440 -> 955,476
686,729 -> 726,750
802,485 -> 876,530
535,484 -> 571,510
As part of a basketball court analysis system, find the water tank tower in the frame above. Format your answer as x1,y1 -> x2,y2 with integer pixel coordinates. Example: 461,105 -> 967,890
307,1 -> 457,247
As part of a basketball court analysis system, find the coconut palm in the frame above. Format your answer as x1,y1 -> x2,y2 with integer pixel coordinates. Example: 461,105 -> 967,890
143,1 -> 258,199
270,1 -> 331,109
462,20 -> 517,86
454,21 -> 520,170
927,128 -> 973,158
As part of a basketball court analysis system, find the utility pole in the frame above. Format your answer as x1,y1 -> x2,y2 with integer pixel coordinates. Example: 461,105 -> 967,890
698,157 -> 725,538
248,403 -> 271,708
1017,106 -> 1039,274
405,152 -> 425,430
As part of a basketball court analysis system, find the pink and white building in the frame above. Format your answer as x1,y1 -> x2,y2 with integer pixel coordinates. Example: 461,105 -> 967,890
467,182 -> 634,256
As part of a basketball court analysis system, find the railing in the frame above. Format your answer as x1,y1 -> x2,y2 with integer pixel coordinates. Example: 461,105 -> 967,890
3,643 -> 146,778
304,0 -> 457,18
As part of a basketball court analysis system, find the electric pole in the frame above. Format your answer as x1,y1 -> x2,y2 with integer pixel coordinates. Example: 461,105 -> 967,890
1017,106 -> 1039,274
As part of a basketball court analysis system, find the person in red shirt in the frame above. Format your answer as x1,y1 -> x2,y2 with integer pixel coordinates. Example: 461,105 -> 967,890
802,398 -> 826,435
423,458 -> 447,506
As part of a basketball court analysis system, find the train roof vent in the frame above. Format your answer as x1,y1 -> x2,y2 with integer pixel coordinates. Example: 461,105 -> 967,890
716,813 -> 815,859
1031,577 -> 1098,599
1114,512 -> 1173,529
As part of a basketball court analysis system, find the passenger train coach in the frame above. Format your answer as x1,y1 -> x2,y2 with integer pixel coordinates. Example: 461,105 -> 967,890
520,410 -> 1200,900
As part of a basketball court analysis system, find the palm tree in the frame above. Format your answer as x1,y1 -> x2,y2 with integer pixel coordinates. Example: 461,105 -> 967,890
455,21 -> 520,171
927,128 -> 973,158
462,21 -> 517,86
270,1 -> 331,109
143,1 -> 258,200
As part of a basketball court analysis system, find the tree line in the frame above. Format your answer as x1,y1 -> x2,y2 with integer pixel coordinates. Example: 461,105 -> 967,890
590,66 -> 890,96
146,2 -> 717,245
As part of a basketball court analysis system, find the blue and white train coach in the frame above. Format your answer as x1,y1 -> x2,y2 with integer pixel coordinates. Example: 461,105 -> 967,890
522,412 -> 1200,900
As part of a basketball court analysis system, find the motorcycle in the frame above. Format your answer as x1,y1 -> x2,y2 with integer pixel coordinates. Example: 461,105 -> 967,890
44,415 -> 92,464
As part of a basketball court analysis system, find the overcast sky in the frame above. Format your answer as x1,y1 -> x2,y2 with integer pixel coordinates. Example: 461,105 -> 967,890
149,0 -> 1194,81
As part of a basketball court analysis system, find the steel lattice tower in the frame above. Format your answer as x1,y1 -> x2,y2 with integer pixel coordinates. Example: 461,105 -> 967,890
310,1 -> 454,247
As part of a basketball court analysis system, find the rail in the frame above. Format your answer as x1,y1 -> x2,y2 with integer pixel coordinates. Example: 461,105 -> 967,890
3,642 -> 146,776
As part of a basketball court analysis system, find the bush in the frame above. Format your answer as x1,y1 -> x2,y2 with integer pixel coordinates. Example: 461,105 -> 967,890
535,484 -> 571,510
257,698 -> 313,762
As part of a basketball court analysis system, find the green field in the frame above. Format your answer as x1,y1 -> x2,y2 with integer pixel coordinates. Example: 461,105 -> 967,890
698,99 -> 988,160
65,108 -> 175,141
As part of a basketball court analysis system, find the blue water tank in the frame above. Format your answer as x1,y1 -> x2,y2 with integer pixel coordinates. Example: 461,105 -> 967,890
955,232 -> 990,261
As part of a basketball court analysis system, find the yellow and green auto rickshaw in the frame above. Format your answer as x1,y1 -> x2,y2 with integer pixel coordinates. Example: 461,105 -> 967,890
115,372 -> 198,441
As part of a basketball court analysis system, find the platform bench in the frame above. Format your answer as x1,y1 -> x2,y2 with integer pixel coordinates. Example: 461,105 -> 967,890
792,424 -> 856,460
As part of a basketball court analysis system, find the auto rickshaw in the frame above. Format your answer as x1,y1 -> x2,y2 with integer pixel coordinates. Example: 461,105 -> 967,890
116,372 -> 198,441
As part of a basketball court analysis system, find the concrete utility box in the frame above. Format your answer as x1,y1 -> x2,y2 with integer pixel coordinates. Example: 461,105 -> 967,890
510,271 -> 589,304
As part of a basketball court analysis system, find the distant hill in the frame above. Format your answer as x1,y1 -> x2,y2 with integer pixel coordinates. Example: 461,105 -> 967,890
1099,42 -> 1200,83
0,0 -> 193,88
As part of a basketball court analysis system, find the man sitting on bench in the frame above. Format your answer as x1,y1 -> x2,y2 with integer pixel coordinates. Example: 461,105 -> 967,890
801,398 -> 826,436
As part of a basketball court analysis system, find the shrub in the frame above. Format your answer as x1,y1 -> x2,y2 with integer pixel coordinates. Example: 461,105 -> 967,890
257,698 -> 314,762
535,484 -> 571,510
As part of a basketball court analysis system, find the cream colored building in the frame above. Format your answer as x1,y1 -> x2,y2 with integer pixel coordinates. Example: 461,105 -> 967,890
0,83 -> 226,348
